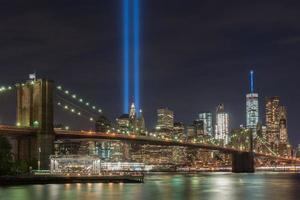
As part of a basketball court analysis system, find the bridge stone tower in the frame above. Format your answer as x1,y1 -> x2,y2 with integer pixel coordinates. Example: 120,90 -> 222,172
232,129 -> 255,173
16,79 -> 54,169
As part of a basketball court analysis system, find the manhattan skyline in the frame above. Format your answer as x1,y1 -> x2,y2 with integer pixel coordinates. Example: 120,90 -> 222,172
0,1 -> 300,146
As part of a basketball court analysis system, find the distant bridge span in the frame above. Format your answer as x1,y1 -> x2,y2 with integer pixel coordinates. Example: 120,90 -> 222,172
0,125 -> 298,164
55,130 -> 242,153
55,130 -> 300,163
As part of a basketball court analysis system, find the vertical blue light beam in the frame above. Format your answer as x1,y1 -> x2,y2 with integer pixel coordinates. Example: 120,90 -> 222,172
250,70 -> 254,93
133,0 -> 140,114
123,0 -> 129,113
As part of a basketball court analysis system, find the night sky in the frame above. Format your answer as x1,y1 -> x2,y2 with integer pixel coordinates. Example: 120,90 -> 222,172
1,0 -> 300,146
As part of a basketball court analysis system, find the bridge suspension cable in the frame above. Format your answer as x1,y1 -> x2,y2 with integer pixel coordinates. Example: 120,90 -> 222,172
56,94 -> 99,117
56,85 -> 103,114
256,136 -> 278,156
56,101 -> 95,122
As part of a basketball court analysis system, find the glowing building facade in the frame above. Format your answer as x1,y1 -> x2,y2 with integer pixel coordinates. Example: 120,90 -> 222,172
117,102 -> 145,135
265,97 -> 280,144
246,93 -> 259,132
246,70 -> 259,135
215,104 -> 229,145
198,112 -> 213,136
279,106 -> 288,144
156,108 -> 174,130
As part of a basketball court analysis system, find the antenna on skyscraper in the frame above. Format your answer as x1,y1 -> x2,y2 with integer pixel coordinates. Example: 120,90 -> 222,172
250,70 -> 254,93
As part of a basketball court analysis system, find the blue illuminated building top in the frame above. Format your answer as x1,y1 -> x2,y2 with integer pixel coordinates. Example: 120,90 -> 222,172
250,70 -> 254,93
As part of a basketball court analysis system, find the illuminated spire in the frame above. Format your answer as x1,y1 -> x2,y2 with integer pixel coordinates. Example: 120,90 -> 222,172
250,70 -> 254,93
129,102 -> 136,119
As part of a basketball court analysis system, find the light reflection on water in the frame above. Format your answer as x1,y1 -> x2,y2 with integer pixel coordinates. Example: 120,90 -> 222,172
0,173 -> 300,200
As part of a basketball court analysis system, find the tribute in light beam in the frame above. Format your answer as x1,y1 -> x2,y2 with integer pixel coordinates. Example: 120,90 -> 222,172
133,0 -> 140,114
123,0 -> 130,113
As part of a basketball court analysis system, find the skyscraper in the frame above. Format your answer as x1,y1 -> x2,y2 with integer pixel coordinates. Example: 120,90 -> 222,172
279,106 -> 288,144
173,122 -> 185,140
117,102 -> 145,135
198,112 -> 213,136
265,97 -> 280,144
156,108 -> 174,130
136,109 -> 146,134
215,104 -> 229,145
246,70 -> 259,135
129,102 -> 136,122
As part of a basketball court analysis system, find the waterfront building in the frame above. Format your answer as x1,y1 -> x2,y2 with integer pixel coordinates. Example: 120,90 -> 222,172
198,112 -> 213,136
50,155 -> 101,175
246,70 -> 259,136
215,104 -> 229,145
100,162 -> 145,171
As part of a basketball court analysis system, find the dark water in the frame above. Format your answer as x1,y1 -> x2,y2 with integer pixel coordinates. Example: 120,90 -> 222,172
1,173 -> 300,200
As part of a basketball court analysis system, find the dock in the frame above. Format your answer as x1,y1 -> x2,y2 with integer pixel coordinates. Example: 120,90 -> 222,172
0,174 -> 144,186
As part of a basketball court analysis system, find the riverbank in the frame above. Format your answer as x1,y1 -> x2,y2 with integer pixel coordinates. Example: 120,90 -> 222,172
0,174 -> 144,186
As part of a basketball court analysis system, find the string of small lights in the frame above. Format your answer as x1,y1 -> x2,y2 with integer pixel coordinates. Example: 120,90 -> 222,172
56,94 -> 98,117
0,85 -> 14,94
56,101 -> 95,122
56,85 -> 102,114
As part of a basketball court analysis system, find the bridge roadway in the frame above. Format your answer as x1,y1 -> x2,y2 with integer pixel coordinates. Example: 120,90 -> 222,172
0,125 -> 299,163
0,125 -> 36,136
55,130 -> 242,153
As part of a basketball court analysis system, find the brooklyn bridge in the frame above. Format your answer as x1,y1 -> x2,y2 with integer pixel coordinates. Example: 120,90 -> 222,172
0,78 -> 299,173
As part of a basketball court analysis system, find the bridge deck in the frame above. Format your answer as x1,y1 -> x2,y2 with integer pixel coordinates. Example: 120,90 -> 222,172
0,125 -> 299,163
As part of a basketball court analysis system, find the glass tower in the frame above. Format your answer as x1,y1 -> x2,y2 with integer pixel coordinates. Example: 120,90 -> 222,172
246,70 -> 259,136
215,104 -> 229,145
198,112 -> 213,136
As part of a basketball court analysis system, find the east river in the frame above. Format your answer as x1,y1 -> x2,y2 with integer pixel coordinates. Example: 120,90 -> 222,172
1,173 -> 300,200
